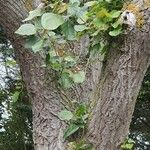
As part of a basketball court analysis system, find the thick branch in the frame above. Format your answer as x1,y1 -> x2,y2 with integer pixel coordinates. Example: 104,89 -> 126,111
87,3 -> 150,149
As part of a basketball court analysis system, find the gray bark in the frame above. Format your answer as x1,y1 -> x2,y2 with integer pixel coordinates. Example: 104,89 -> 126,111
0,0 -> 149,150
0,1 -> 65,149
88,31 -> 150,149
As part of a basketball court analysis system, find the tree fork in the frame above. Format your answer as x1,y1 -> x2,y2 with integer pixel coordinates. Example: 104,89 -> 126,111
0,0 -> 149,150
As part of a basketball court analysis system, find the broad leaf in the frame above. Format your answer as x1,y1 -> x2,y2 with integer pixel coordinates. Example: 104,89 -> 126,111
70,0 -> 80,5
110,10 -> 122,18
34,18 -> 43,30
96,8 -> 111,18
77,12 -> 88,24
58,110 -> 73,121
41,13 -> 64,30
105,0 -> 111,2
61,21 -> 76,40
64,56 -> 75,63
72,71 -> 85,83
6,60 -> 16,67
74,25 -> 87,32
32,39 -> 44,53
59,72 -> 73,88
15,24 -> 36,35
64,124 -> 79,139
121,143 -> 134,149
23,8 -> 42,22
51,63 -> 62,71
75,105 -> 87,118
92,19 -> 109,30
25,36 -> 38,49
58,3 -> 68,14
12,91 -> 20,103
48,31 -> 55,37
111,19 -> 121,28
109,27 -> 122,36
67,2 -> 80,16
84,1 -> 97,7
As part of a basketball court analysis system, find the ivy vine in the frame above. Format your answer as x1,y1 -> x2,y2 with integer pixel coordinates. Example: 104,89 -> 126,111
15,0 -> 140,149
15,0 -> 127,88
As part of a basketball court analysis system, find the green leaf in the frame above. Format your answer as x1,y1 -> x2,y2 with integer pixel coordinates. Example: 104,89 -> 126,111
64,123 -> 79,139
92,19 -> 109,30
75,105 -> 87,118
99,41 -> 107,55
12,91 -> 20,103
59,72 -> 73,88
84,1 -> 97,7
34,18 -> 43,30
64,57 -> 76,68
51,63 -> 62,71
111,19 -> 121,28
67,2 -> 80,16
64,56 -> 75,62
77,12 -> 88,24
70,0 -> 80,5
23,8 -> 42,22
121,138 -> 134,149
58,110 -> 73,121
72,71 -> 85,83
128,139 -> 134,143
49,50 -> 57,58
25,36 -> 38,49
6,60 -> 16,67
109,27 -> 122,36
41,13 -> 64,30
15,24 -> 36,35
48,31 -> 56,37
74,25 -> 87,32
121,143 -> 134,149
126,143 -> 134,149
61,21 -> 76,40
96,8 -> 111,18
32,39 -> 44,53
82,114 -> 89,122
105,0 -> 111,2
110,10 -> 122,18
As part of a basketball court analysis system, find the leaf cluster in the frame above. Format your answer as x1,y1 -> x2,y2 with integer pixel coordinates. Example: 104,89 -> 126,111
15,0 -> 127,88
121,138 -> 134,150
67,140 -> 94,150
58,104 -> 88,139
15,0 -> 128,148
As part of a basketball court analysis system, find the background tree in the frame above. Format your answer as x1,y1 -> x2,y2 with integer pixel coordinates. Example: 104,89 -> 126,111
0,28 -> 33,150
130,67 -> 150,150
0,0 -> 149,150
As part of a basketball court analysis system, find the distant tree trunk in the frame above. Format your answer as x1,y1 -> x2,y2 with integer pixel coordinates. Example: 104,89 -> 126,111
0,0 -> 149,150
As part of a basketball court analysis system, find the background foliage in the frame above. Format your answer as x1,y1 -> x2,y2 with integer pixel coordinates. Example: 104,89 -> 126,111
0,27 -> 33,150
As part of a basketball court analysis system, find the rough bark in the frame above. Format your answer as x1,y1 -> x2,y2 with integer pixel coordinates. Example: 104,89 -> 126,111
0,1 -> 66,150
0,0 -> 149,150
87,2 -> 150,149
88,31 -> 150,149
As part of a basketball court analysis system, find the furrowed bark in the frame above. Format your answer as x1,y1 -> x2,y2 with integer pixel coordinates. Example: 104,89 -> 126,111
87,3 -> 150,149
88,32 -> 150,149
0,0 -> 149,150
0,1 -> 66,149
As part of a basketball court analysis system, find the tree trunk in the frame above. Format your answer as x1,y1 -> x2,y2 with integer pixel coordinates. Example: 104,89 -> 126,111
88,31 -> 150,149
0,0 -> 149,150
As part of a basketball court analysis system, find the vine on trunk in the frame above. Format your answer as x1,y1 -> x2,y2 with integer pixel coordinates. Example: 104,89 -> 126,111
16,0 -> 143,149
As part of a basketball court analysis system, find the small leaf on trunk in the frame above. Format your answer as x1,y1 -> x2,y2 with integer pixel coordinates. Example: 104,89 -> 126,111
64,124 -> 79,139
58,110 -> 73,121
